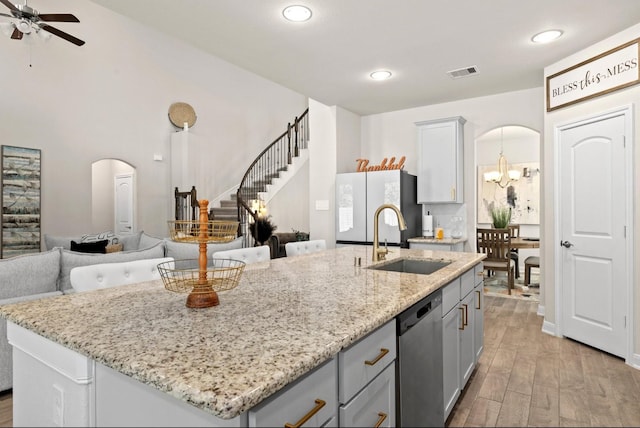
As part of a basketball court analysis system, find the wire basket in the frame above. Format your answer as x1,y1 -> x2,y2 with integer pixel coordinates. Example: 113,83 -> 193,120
158,258 -> 246,294
168,220 -> 239,243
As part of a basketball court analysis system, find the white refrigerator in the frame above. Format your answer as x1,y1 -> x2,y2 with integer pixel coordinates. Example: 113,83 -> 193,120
335,170 -> 421,247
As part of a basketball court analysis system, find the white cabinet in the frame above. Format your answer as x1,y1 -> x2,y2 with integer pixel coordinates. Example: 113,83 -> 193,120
416,116 -> 466,203
338,319 -> 396,427
441,262 -> 484,421
249,358 -> 338,427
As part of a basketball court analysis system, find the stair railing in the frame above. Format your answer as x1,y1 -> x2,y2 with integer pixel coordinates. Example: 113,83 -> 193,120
237,108 -> 309,246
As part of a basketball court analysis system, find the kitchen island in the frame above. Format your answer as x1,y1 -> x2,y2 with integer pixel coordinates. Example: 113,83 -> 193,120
0,246 -> 484,426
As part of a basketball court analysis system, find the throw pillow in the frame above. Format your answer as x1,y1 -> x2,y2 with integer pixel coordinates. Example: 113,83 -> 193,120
0,249 -> 60,300
71,240 -> 109,254
80,231 -> 118,245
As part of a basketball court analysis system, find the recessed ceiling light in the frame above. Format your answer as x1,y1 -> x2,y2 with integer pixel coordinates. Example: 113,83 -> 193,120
370,70 -> 392,80
282,5 -> 312,22
531,29 -> 563,44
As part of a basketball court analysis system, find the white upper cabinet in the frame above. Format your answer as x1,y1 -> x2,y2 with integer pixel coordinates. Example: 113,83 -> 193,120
416,116 -> 466,203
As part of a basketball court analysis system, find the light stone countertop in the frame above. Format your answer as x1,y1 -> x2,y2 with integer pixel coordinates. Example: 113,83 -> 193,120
407,236 -> 468,245
0,246 -> 484,420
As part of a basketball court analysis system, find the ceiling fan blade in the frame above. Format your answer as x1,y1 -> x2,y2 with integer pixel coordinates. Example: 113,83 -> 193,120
0,0 -> 18,13
38,13 -> 79,23
10,26 -> 21,39
0,11 -> 14,19
40,24 -> 84,46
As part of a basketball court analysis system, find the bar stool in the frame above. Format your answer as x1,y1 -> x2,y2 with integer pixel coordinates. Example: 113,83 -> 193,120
524,256 -> 540,286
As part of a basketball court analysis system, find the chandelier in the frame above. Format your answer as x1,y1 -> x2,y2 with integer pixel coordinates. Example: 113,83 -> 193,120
483,127 -> 520,188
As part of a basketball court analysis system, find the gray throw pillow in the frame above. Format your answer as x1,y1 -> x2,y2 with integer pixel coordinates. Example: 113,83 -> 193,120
43,234 -> 81,251
117,231 -> 143,251
59,241 -> 166,292
164,237 -> 243,260
0,249 -> 60,300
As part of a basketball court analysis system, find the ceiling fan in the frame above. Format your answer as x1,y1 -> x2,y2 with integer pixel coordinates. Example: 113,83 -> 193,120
0,0 -> 84,46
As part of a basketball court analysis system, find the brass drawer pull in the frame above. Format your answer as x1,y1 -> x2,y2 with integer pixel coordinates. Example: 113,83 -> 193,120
476,290 -> 481,309
374,411 -> 388,428
284,399 -> 326,428
463,303 -> 468,326
459,307 -> 465,330
365,348 -> 389,366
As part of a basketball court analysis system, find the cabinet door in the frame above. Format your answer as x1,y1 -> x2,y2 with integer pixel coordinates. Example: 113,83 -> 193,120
474,282 -> 484,362
339,362 -> 395,428
459,291 -> 475,388
416,117 -> 465,203
335,173 -> 367,242
442,307 -> 461,420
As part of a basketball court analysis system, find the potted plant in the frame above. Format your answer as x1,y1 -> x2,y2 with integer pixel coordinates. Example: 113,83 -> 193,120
490,205 -> 511,229
250,215 -> 277,246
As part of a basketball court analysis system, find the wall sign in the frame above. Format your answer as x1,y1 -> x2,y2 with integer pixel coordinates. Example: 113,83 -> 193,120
546,38 -> 639,112
356,156 -> 405,172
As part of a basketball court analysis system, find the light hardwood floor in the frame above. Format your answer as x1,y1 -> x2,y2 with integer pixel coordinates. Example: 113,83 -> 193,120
447,295 -> 640,427
1,295 -> 639,427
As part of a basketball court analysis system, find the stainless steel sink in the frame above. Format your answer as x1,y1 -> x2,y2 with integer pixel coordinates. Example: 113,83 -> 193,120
368,258 -> 451,275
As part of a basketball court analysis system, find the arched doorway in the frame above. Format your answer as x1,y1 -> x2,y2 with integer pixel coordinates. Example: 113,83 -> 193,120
91,159 -> 136,234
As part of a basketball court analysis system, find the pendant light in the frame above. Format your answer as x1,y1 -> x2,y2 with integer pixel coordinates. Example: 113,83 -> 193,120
484,127 -> 520,188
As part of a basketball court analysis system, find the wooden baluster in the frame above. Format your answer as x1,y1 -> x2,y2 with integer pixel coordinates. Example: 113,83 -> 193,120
294,116 -> 299,157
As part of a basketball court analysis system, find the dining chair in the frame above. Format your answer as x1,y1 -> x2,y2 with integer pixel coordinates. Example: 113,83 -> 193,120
211,245 -> 271,264
508,224 -> 520,278
476,228 -> 515,294
285,239 -> 326,256
70,257 -> 174,292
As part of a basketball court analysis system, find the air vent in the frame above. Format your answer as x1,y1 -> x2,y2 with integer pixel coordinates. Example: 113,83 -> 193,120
446,66 -> 479,79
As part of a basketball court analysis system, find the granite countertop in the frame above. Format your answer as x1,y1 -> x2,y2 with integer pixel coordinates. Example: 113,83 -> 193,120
407,236 -> 468,244
0,246 -> 484,420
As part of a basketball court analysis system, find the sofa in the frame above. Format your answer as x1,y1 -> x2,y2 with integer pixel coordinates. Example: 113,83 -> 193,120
0,231 -> 243,392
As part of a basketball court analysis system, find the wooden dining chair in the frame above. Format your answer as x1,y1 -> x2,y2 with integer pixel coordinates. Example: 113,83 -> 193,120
476,228 -> 515,294
508,224 -> 520,278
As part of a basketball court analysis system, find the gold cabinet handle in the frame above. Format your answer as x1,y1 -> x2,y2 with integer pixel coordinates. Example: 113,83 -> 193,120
476,290 -> 481,309
284,399 -> 326,428
451,187 -> 456,201
459,307 -> 465,330
374,412 -> 388,428
365,348 -> 389,366
463,303 -> 468,326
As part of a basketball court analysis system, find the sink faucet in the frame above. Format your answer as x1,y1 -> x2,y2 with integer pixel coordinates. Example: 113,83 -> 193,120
372,204 -> 407,262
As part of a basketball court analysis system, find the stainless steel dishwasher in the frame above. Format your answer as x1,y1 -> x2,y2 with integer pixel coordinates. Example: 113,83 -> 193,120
396,289 -> 443,427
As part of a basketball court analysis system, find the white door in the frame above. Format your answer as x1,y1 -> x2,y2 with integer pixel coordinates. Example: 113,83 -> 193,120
114,174 -> 134,235
558,110 -> 629,358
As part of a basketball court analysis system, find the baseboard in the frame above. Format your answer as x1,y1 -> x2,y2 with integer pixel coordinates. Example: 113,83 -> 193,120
541,318 -> 557,336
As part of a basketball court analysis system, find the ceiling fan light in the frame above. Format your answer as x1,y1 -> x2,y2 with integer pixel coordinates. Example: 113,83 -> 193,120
17,19 -> 31,34
282,5 -> 312,22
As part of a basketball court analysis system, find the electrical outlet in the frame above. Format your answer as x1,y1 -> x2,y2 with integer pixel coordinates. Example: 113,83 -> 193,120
52,384 -> 64,427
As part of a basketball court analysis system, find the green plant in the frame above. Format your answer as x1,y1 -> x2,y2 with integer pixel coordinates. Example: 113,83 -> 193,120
250,215 -> 277,245
490,206 -> 512,228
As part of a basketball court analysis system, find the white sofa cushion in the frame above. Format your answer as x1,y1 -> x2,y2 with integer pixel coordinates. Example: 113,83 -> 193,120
70,257 -> 174,292
59,241 -> 166,292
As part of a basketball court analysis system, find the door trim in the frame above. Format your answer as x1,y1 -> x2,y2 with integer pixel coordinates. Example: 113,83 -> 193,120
553,104 -> 634,362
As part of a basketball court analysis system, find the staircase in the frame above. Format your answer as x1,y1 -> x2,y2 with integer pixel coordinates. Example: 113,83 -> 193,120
208,108 -> 309,246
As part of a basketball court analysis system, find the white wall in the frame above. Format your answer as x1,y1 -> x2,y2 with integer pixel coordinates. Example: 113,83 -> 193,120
543,23 -> 640,357
0,0 -> 306,240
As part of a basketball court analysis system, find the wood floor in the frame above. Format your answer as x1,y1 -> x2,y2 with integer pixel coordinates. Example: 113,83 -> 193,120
447,295 -> 640,427
1,295 -> 640,427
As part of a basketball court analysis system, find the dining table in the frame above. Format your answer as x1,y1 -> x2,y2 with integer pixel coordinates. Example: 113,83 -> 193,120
509,236 -> 540,249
